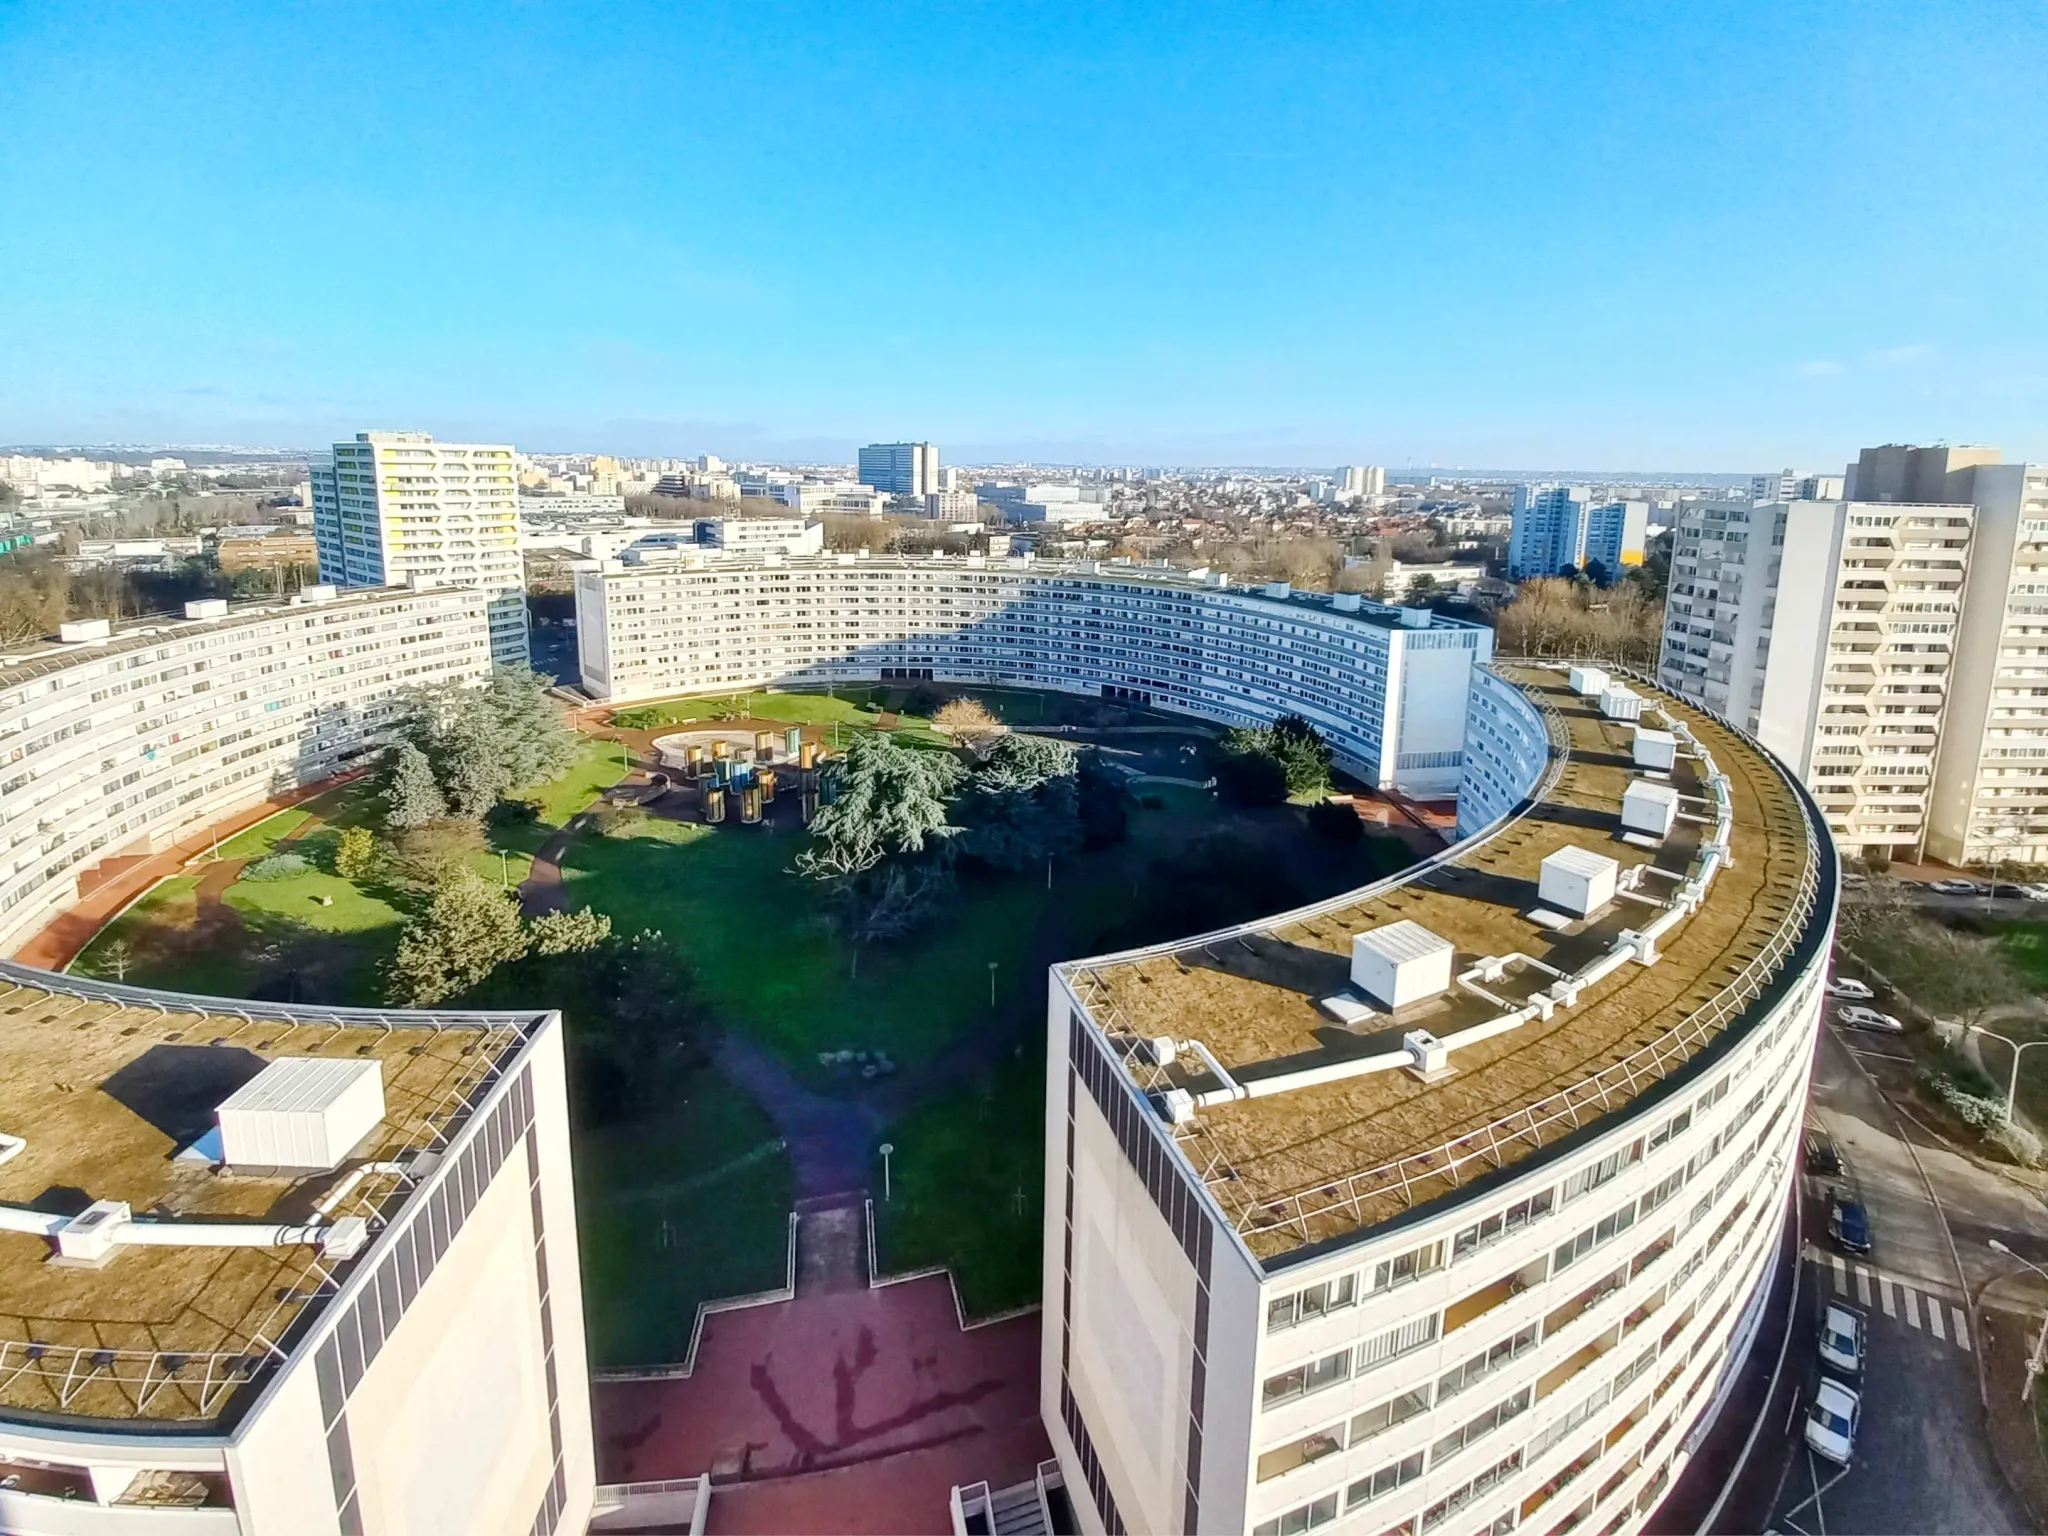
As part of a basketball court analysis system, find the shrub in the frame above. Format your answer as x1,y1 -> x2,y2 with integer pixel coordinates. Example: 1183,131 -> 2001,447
333,825 -> 376,881
1308,798 -> 1365,843
1215,749 -> 1289,806
241,851 -> 313,881
612,706 -> 663,730
594,804 -> 650,838
1989,1119 -> 2045,1168
487,798 -> 542,828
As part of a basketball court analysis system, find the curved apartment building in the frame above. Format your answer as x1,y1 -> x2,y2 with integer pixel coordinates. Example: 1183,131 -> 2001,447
572,553 -> 1495,794
1044,664 -> 1832,1536
0,585 -> 493,955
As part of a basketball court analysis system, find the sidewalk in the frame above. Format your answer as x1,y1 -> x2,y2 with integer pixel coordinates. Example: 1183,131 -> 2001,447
6,774 -> 359,972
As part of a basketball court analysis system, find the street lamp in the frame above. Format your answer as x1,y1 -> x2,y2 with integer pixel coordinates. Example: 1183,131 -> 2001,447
1990,1239 -> 2048,1400
879,1142 -> 895,1203
1965,1024 -> 2048,1124
988,961 -> 999,1009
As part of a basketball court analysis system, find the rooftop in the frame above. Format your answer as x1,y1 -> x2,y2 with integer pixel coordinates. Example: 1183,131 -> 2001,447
0,962 -> 545,1422
0,585 -> 446,698
1064,663 -> 1822,1263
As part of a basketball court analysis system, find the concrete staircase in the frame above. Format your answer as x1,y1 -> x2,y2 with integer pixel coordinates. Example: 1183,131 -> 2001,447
989,1480 -> 1049,1536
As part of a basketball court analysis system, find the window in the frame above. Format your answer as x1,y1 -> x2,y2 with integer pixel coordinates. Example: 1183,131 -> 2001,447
1254,1490 -> 1341,1536
1347,1452 -> 1425,1510
1269,1273 -> 1360,1332
1646,1107 -> 1692,1153
1264,1348 -> 1352,1410
1371,1240 -> 1446,1292
1420,1450 -> 1524,1533
1431,1385 -> 1531,1464
1257,1423 -> 1347,1482
1358,1313 -> 1441,1373
1554,1203 -> 1639,1273
1639,1169 -> 1686,1217
1438,1323 -> 1539,1401
1563,1142 -> 1643,1202
1351,1387 -> 1432,1444
1452,1190 -> 1555,1261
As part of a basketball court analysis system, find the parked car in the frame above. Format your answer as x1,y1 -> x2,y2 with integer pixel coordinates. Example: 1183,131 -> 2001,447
1836,1004 -> 1905,1034
2017,884 -> 2048,901
1825,976 -> 1875,1002
1806,1378 -> 1862,1466
1830,1198 -> 1873,1256
1804,1129 -> 1844,1176
1819,1303 -> 1866,1376
1929,878 -> 1980,896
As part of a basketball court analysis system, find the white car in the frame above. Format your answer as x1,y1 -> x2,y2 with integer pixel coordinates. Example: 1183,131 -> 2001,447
1806,1378 -> 1861,1466
1819,1303 -> 1866,1376
1929,878 -> 1980,896
1825,976 -> 1875,1002
1836,1004 -> 1905,1034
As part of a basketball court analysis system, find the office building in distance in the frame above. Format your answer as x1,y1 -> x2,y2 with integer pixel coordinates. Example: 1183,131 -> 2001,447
857,441 -> 941,499
311,433 -> 529,665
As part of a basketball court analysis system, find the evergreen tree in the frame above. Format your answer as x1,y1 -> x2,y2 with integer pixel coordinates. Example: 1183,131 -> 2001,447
384,741 -> 448,830
387,871 -> 529,1005
333,825 -> 376,881
796,735 -> 965,878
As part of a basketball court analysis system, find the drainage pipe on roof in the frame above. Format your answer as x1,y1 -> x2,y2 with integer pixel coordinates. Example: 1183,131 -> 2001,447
0,1131 -> 23,1168
0,1206 -> 64,1237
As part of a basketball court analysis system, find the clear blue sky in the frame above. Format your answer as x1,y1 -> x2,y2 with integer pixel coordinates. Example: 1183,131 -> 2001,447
3,1 -> 2044,470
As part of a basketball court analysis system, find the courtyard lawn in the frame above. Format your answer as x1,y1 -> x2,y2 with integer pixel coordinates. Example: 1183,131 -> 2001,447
575,1065 -> 796,1367
873,1049 -> 1044,1315
613,687 -> 946,747
558,817 -> 1049,1074
213,807 -> 315,860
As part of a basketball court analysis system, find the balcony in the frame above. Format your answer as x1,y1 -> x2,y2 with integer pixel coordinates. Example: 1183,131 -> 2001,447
1444,1259 -> 1547,1335
1537,1326 -> 1618,1399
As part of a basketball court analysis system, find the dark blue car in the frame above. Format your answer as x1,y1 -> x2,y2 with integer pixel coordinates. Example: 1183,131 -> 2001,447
1830,1198 -> 1872,1256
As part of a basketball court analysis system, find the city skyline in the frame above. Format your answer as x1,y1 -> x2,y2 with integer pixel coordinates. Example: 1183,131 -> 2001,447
4,1 -> 2046,465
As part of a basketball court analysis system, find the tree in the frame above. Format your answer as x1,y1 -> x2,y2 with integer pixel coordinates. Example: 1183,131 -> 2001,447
98,938 -> 135,981
1215,748 -> 1289,806
383,819 -> 484,888
933,697 -> 1006,748
958,734 -> 1082,870
1222,715 -> 1332,797
796,735 -> 966,878
383,742 -> 448,829
829,858 -> 958,948
1308,797 -> 1365,843
527,906 -> 614,957
1077,753 -> 1130,849
388,666 -> 580,825
388,872 -> 531,1005
333,825 -> 376,881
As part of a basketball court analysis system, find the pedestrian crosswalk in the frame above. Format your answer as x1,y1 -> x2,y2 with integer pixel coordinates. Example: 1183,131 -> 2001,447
1805,1245 -> 1971,1352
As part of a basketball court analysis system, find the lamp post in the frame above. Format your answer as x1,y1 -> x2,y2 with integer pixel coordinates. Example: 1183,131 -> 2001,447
879,1142 -> 895,1203
1965,1024 -> 2048,1124
1991,1239 -> 2048,1400
988,961 -> 999,1009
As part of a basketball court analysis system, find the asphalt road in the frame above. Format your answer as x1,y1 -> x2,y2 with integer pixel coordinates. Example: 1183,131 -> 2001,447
1760,1026 -> 2030,1535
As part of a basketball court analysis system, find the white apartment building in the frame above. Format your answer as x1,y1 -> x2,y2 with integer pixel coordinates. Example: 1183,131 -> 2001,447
1749,470 -> 1842,504
1340,466 -> 1387,500
1033,664 -> 1832,1536
1658,499 -> 1971,860
0,960 -> 595,1536
688,517 -> 826,556
1925,461 -> 2048,864
0,585 -> 493,953
571,554 -> 1493,794
311,433 -> 528,666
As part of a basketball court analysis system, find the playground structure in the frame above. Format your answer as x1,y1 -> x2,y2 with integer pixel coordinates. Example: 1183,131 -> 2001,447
647,723 -> 834,826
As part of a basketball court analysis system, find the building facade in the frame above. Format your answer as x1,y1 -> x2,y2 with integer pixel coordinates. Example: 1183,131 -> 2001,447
0,960 -> 595,1536
311,433 -> 528,665
1508,490 -> 1647,581
1041,664 -> 1832,1536
857,442 -> 940,498
570,554 -> 1493,794
1657,498 -> 1971,860
0,585 -> 493,954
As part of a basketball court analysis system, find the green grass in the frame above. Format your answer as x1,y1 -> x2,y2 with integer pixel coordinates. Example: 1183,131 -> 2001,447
214,807 -> 314,859
574,1066 -> 795,1367
613,687 -> 946,747
2001,921 -> 2048,987
873,1049 -> 1045,1315
559,818 -> 1050,1073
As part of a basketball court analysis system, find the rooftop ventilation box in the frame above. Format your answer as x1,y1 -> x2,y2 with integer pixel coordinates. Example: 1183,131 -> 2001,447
215,1057 -> 385,1173
1569,665 -> 1609,697
1599,685 -> 1644,722
59,618 -> 112,644
1539,845 -> 1619,917
1632,727 -> 1678,772
1351,920 -> 1455,1010
183,598 -> 229,620
1622,779 -> 1680,839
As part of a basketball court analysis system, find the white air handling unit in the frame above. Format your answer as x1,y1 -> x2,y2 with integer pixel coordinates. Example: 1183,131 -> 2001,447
216,1057 -> 385,1172
1622,779 -> 1680,839
1539,845 -> 1619,918
1632,727 -> 1678,772
1351,920 -> 1455,1010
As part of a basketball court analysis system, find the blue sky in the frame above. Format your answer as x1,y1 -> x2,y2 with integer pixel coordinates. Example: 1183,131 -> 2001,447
2,1 -> 2044,469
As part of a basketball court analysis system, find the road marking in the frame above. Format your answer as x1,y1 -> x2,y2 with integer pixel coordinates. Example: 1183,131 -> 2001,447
1906,1288 -> 1923,1328
1955,1309 -> 1971,1351
1831,1255 -> 1847,1294
1846,1048 -> 1916,1063
1929,1299 -> 1946,1340
1880,1276 -> 1896,1317
1857,1266 -> 1873,1306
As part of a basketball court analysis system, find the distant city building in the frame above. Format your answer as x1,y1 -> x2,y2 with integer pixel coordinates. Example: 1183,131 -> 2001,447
212,528 -> 319,573
1507,486 -> 1646,579
311,432 -> 528,665
734,474 -> 886,518
858,441 -> 941,498
923,490 -> 981,523
518,492 -> 629,520
1750,468 -> 1844,503
1340,464 -> 1386,499
687,516 -> 825,556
